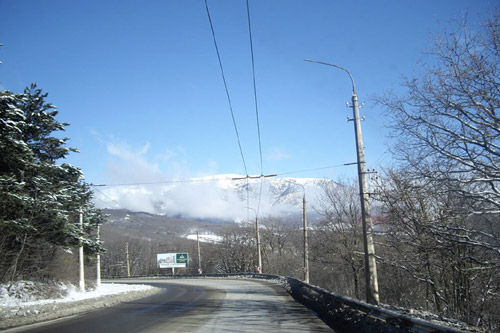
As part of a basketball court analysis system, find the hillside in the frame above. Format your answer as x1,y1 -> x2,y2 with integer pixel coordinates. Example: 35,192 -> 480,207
100,209 -> 228,243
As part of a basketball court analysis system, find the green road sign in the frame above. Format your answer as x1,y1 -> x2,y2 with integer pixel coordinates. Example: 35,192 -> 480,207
176,253 -> 189,266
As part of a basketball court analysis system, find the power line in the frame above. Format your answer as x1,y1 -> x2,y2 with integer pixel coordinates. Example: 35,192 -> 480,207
204,0 -> 249,177
93,195 -> 120,210
92,187 -> 122,209
275,163 -> 354,177
245,0 -> 265,216
85,163 -> 356,188
231,174 -> 277,180
88,176 -> 226,187
245,0 -> 263,176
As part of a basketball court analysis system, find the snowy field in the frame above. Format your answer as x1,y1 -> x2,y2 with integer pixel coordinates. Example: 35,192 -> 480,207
0,281 -> 160,330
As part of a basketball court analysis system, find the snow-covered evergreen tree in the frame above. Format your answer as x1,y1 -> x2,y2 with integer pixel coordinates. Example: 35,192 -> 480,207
0,85 -> 103,282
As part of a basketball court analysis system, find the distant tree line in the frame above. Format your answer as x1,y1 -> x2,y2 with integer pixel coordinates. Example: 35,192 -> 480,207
0,84 -> 103,283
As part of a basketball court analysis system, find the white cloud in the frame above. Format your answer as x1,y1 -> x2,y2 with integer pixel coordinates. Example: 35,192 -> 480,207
106,140 -> 150,159
103,139 -> 163,184
266,147 -> 291,161
94,137 -> 245,219
93,138 -> 322,222
157,149 -> 176,162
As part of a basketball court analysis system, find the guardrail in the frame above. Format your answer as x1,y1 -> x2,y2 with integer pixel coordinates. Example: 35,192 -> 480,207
105,273 -> 473,332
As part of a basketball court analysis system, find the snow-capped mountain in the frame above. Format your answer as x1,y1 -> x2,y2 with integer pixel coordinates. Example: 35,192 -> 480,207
93,174 -> 335,222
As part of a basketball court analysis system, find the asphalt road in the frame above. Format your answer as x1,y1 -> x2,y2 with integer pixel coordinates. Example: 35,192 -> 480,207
10,278 -> 333,332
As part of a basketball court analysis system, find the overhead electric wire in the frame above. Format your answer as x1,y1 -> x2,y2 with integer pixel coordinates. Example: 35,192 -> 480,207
85,162 -> 356,188
204,0 -> 253,223
245,0 -> 264,176
93,195 -> 119,210
91,2 -> 355,220
92,187 -> 122,209
276,163 -> 353,177
85,163 -> 356,190
89,177 -> 226,187
204,0 -> 249,178
245,0 -> 265,217
92,187 -> 161,231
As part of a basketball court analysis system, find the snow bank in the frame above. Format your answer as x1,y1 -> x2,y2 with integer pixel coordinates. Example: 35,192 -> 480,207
0,281 -> 161,330
1,281 -> 153,308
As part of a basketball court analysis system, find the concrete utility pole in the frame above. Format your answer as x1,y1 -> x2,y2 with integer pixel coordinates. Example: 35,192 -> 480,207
96,225 -> 101,287
197,230 -> 202,274
305,59 -> 380,305
246,206 -> 262,273
303,192 -> 310,283
284,180 -> 310,283
256,214 -> 262,274
79,208 -> 85,292
126,241 -> 131,277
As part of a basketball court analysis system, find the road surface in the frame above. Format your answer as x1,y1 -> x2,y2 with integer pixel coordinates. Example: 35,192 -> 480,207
8,278 -> 333,332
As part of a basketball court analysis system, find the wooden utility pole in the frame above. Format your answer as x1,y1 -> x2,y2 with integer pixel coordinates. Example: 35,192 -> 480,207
305,59 -> 380,305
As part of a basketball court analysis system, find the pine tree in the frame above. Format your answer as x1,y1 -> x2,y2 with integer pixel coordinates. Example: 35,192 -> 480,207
0,85 -> 103,282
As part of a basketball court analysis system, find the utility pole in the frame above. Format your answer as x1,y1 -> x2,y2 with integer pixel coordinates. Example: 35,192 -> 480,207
79,208 -> 85,292
197,230 -> 202,274
256,214 -> 262,274
96,225 -> 101,287
283,180 -> 310,283
305,59 -> 380,305
351,90 -> 379,305
245,206 -> 262,274
303,193 -> 310,283
125,241 -> 131,277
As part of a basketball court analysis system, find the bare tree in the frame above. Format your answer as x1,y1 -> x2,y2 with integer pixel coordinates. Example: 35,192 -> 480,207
377,12 -> 500,215
260,215 -> 302,277
374,13 -> 500,328
213,225 -> 257,273
314,179 -> 365,299
374,168 -> 500,328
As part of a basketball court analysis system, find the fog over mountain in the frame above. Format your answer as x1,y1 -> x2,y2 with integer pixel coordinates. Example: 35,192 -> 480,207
93,175 -> 334,222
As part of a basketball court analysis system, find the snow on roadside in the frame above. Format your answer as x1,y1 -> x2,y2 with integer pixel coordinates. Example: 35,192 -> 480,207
1,281 -> 153,308
0,281 -> 161,330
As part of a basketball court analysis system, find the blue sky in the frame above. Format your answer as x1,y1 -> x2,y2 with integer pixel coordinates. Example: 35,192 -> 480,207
1,1 -> 497,185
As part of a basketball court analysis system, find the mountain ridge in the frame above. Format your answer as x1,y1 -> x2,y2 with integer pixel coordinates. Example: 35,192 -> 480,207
94,175 -> 334,222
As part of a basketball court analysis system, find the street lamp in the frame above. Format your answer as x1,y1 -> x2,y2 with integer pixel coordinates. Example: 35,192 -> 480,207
245,206 -> 262,274
305,59 -> 380,305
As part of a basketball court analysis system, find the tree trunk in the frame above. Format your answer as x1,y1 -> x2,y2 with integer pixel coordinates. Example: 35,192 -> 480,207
10,233 -> 28,281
